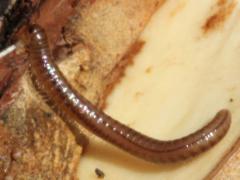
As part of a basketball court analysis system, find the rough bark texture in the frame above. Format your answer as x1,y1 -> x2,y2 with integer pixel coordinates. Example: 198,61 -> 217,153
0,0 -> 82,179
0,51 -> 82,179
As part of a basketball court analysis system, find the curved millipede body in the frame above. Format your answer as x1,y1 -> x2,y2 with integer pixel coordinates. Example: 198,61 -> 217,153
27,24 -> 231,163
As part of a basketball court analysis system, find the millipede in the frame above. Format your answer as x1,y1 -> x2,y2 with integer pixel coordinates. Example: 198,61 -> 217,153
27,24 -> 231,163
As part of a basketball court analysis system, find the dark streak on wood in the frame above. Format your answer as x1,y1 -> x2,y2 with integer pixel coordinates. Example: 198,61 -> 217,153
101,40 -> 145,109
202,0 -> 236,34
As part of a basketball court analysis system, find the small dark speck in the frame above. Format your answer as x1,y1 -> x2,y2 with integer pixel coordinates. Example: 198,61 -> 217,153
0,112 -> 8,123
95,168 -> 105,179
44,112 -> 52,118
134,92 -> 143,99
229,98 -> 234,102
145,66 -> 152,74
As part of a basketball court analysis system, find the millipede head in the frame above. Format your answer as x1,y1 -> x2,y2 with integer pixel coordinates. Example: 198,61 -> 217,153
28,24 -> 48,49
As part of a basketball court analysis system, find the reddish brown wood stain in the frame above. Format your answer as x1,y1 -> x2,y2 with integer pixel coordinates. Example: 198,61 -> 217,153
101,40 -> 145,109
0,52 -> 27,115
202,0 -> 236,33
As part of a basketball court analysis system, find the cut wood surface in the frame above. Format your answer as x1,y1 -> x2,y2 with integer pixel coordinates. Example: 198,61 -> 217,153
76,0 -> 240,179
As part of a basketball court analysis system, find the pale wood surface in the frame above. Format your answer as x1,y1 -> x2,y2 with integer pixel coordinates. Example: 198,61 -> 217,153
76,0 -> 240,179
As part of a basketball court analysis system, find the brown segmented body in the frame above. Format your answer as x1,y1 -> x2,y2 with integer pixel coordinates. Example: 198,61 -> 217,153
27,25 -> 231,163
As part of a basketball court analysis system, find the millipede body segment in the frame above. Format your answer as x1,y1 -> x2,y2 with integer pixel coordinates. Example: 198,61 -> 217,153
27,24 -> 231,163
